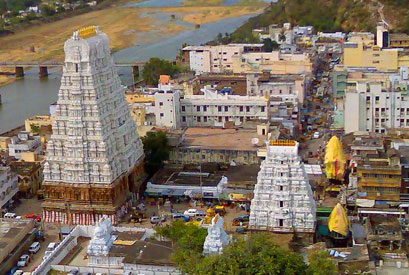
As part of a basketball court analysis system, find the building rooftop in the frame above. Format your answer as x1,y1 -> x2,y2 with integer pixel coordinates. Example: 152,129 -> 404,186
150,167 -> 222,187
180,128 -> 266,151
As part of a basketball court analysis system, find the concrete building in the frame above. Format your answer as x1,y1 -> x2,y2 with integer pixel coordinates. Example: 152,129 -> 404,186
0,219 -> 36,274
0,166 -> 18,210
42,26 -> 145,225
183,44 -> 312,75
249,140 -> 316,233
344,78 -> 409,134
125,93 -> 155,127
168,127 -> 268,165
203,215 -> 230,255
8,132 -> 42,160
154,90 -> 181,129
25,115 -> 52,135
180,86 -> 269,127
9,161 -> 42,197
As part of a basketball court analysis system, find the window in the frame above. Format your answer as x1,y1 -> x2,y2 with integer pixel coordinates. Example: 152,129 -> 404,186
240,117 -> 243,122
261,106 -> 265,113
375,96 -> 380,101
160,113 -> 164,117
279,219 -> 284,227
196,106 -> 200,112
279,186 -> 283,191
204,116 -> 207,122
159,102 -> 163,106
75,64 -> 79,73
246,106 -> 250,112
240,106 -> 244,112
182,116 -> 186,122
197,117 -> 201,122
279,201 -> 284,207
218,117 -> 222,122
182,106 -> 186,112
224,106 -> 228,112
218,106 -> 222,112
203,106 -> 207,112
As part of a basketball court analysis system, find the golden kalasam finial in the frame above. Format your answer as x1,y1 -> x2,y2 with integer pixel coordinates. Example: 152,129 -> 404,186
269,139 -> 296,146
77,26 -> 97,39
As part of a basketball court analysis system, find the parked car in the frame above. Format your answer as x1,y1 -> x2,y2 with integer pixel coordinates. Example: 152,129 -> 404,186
46,242 -> 57,252
313,131 -> 320,139
25,213 -> 41,222
7,267 -> 19,275
150,215 -> 166,224
184,209 -> 205,217
28,242 -> 41,254
12,270 -> 24,275
17,255 -> 30,267
4,212 -> 16,219
172,213 -> 186,220
232,214 -> 250,226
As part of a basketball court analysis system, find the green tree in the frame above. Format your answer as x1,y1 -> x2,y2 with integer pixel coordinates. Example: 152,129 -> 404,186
141,131 -> 170,176
0,0 -> 7,15
142,57 -> 180,86
40,4 -> 55,16
306,251 -> 337,275
191,233 -> 307,275
262,38 -> 279,52
30,123 -> 40,134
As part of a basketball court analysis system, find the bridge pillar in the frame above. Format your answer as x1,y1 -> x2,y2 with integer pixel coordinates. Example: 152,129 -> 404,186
39,66 -> 49,78
132,65 -> 140,81
15,66 -> 24,78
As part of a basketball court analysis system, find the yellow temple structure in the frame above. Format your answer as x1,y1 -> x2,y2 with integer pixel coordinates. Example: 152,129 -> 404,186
324,136 -> 346,180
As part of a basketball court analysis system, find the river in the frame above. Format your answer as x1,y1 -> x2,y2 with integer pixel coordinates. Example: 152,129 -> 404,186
0,1 -> 261,134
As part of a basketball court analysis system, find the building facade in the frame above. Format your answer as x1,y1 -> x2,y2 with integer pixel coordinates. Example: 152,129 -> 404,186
0,166 -> 18,209
8,132 -> 42,160
42,26 -> 145,225
249,140 -> 316,233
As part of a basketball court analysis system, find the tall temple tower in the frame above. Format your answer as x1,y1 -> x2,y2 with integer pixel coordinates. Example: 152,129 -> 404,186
249,140 -> 316,233
42,26 -> 145,225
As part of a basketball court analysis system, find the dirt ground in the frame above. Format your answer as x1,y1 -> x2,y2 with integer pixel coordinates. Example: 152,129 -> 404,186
0,2 -> 265,63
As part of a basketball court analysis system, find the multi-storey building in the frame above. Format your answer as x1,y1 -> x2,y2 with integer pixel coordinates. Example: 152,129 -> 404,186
0,166 -> 18,209
344,79 -> 409,134
41,26 -> 145,225
154,90 -> 181,129
183,44 -> 312,75
180,87 -> 269,127
8,132 -> 42,160
249,140 -> 316,233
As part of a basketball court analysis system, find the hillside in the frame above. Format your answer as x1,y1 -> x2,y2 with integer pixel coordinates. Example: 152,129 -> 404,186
226,0 -> 409,43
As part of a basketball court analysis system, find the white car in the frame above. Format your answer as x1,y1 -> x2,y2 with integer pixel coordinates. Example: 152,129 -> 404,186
28,242 -> 41,254
183,209 -> 205,217
17,254 -> 30,267
313,131 -> 320,139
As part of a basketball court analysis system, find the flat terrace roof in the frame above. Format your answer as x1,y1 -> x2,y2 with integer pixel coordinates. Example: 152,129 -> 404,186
180,128 -> 265,151
150,167 -> 222,187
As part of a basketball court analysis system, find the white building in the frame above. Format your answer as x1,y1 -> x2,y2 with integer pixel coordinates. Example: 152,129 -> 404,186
249,140 -> 316,232
8,132 -> 42,159
42,26 -> 144,224
154,90 -> 181,129
0,166 -> 18,209
344,74 -> 409,134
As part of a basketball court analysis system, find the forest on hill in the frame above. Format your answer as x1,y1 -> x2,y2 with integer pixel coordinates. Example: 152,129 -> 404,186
222,0 -> 409,43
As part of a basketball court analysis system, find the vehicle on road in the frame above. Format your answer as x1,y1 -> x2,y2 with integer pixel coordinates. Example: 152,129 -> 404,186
67,269 -> 79,275
17,255 -> 30,267
25,213 -> 41,222
236,227 -> 247,234
4,212 -> 16,219
313,131 -> 320,139
232,214 -> 250,226
172,213 -> 186,220
184,209 -> 205,217
150,216 -> 166,224
29,242 -> 41,254
214,205 -> 226,215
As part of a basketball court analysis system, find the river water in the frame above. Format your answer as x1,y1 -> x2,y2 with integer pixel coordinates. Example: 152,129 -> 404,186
0,1 -> 259,133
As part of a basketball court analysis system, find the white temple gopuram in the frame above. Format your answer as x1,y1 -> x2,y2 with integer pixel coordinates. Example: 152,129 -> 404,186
203,214 -> 230,255
42,26 -> 145,225
249,140 -> 316,233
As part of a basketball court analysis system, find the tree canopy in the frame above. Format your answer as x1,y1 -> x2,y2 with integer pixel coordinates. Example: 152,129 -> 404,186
142,57 -> 180,86
141,131 -> 170,176
155,222 -> 337,275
